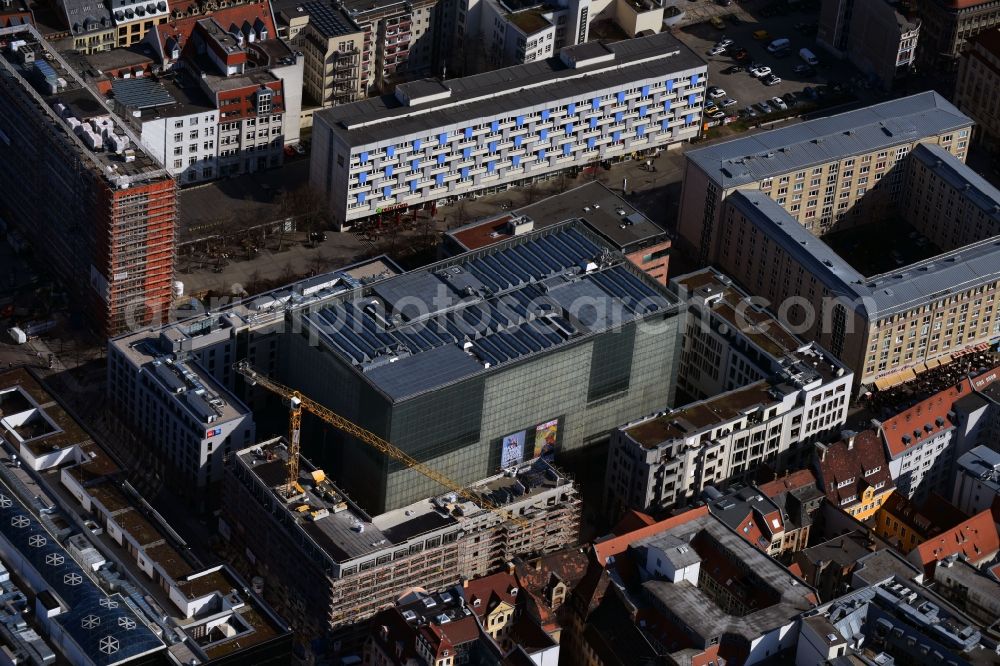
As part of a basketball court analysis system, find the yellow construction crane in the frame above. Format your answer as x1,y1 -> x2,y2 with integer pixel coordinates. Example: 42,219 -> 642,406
234,362 -> 528,526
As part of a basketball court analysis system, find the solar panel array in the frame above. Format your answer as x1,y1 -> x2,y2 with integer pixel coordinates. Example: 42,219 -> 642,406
0,482 -> 164,665
111,77 -> 176,110
305,226 -> 671,396
303,0 -> 358,38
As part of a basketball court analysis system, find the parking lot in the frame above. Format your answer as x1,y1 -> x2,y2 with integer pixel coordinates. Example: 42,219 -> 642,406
673,4 -> 864,123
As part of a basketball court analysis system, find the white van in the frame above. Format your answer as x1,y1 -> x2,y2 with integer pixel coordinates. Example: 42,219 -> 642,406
767,38 -> 790,53
799,47 -> 819,65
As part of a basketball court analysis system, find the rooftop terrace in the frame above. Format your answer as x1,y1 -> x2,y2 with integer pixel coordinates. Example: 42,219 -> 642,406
0,24 -> 169,184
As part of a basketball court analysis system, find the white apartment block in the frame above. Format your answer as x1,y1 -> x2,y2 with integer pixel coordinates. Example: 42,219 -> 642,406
605,269 -> 852,518
311,31 -> 706,231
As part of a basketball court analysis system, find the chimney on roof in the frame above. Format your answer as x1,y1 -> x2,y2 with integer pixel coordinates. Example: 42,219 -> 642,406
462,578 -> 469,588
534,558 -> 542,572
816,442 -> 829,463
506,561 -> 515,575
847,434 -> 855,451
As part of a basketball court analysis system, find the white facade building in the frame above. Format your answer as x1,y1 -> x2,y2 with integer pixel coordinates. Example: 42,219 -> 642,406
605,269 -> 853,517
311,31 -> 706,230
107,332 -> 255,490
878,368 -> 999,502
141,109 -> 220,183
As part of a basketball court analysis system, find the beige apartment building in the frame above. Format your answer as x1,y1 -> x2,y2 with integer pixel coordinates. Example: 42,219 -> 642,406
677,92 -> 972,265
955,28 -> 1000,151
712,142 -> 1000,390
296,1 -> 365,117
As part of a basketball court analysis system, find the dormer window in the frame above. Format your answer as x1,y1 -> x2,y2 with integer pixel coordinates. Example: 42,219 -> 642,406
473,598 -> 480,607
510,587 -> 518,596
836,478 -> 854,489
865,466 -> 881,476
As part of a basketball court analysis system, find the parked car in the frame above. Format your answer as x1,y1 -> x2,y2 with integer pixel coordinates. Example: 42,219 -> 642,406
753,30 -> 771,40
707,109 -> 726,119
721,65 -> 744,74
741,106 -> 758,118
749,66 -> 772,78
792,64 -> 816,76
707,86 -> 727,99
726,13 -> 741,24
767,38 -> 790,53
716,0 -> 732,5
763,74 -> 782,86
708,45 -> 727,56
309,231 -> 328,242
756,101 -> 773,114
781,92 -> 797,105
799,47 -> 819,66
802,86 -> 818,100
733,48 -> 750,61
770,96 -> 787,111
716,37 -> 734,47
721,98 -> 738,108
710,16 -> 725,29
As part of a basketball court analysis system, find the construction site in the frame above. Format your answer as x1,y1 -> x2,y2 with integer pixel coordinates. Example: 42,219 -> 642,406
221,436 -> 581,649
0,25 -> 177,336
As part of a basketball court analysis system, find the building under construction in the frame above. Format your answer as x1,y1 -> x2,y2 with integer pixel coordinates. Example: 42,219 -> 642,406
0,24 -> 176,335
221,438 -> 581,649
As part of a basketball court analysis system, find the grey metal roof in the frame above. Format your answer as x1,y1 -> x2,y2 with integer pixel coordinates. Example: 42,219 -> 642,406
303,223 -> 677,402
301,1 -> 358,37
688,91 -> 972,188
910,143 -> 1000,223
0,482 -> 164,665
729,188 -> 1000,319
315,31 -> 706,147
60,0 -> 113,34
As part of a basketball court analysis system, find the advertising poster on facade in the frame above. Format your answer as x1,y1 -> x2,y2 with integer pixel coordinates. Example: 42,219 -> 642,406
500,430 -> 527,468
533,419 -> 559,458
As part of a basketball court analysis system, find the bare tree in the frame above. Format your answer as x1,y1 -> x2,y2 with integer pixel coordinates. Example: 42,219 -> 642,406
279,262 -> 296,284
521,181 -> 540,205
247,269 -> 262,295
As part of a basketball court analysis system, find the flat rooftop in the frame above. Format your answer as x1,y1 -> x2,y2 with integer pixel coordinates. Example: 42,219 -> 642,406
0,478 -> 165,665
0,370 -> 92,458
448,182 -> 667,252
0,24 -> 169,184
686,91 -> 972,189
638,514 -> 816,643
507,9 -> 550,34
238,439 -> 573,564
673,268 -> 846,382
728,187 -> 1000,320
301,222 -> 676,402
110,69 -> 216,123
316,30 -> 705,147
625,380 -> 778,447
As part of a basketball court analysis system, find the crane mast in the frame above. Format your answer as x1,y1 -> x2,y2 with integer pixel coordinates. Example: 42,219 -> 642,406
235,362 -> 528,526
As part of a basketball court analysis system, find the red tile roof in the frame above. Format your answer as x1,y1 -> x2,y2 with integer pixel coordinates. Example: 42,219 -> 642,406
911,508 -> 1000,576
879,493 -> 968,543
816,430 -> 893,509
463,572 -> 519,622
758,469 -> 818,498
881,366 -> 1000,458
592,506 -> 709,565
611,509 -> 657,535
151,1 -> 275,61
